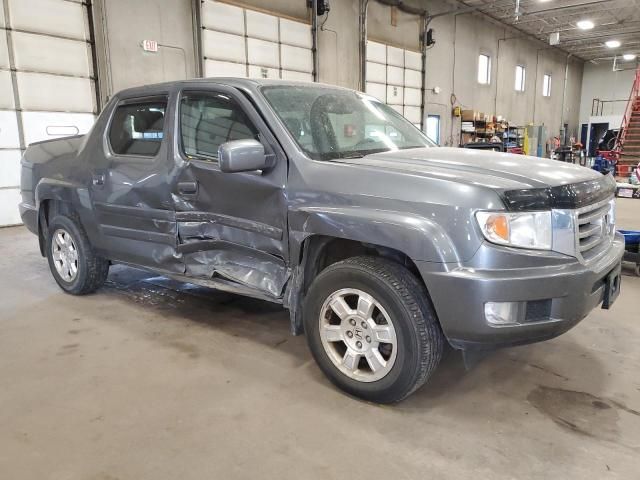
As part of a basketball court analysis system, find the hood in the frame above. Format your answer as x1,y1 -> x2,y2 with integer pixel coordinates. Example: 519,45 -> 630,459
333,147 -> 602,191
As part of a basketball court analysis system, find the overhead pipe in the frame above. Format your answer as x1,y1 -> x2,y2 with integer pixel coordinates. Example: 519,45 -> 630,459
359,0 -> 369,92
310,0 -> 319,82
560,53 -> 573,145
531,48 -> 544,125
373,0 -> 426,17
420,14 -> 431,132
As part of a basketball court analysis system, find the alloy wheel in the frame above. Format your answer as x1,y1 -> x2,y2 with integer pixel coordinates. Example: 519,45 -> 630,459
319,288 -> 398,382
51,228 -> 79,282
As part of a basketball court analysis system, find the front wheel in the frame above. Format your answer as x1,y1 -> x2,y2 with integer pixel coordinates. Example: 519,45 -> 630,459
46,214 -> 109,295
304,256 -> 444,403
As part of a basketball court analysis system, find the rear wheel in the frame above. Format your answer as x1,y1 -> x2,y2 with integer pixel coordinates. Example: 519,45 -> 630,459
46,214 -> 109,295
304,256 -> 444,403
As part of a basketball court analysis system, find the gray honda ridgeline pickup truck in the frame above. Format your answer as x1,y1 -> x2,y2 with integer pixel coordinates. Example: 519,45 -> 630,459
20,79 -> 624,403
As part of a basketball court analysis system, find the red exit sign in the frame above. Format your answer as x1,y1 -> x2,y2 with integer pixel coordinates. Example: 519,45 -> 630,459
141,39 -> 158,53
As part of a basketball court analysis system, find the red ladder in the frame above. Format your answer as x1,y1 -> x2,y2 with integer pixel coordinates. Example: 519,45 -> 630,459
615,66 -> 640,177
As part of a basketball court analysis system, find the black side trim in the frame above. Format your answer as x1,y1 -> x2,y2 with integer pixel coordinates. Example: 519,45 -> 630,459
94,202 -> 176,221
176,211 -> 282,240
102,225 -> 176,245
501,174 -> 616,211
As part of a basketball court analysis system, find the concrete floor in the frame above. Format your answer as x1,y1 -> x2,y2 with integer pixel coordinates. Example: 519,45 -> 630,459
1,199 -> 639,480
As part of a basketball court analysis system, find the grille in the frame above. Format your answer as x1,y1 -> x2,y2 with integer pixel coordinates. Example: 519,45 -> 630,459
575,198 -> 614,262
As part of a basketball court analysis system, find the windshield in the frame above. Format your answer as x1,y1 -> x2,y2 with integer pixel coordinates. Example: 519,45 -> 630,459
261,85 -> 435,160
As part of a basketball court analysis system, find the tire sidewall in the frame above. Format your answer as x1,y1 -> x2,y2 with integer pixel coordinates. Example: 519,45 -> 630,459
46,215 -> 90,294
304,263 -> 424,402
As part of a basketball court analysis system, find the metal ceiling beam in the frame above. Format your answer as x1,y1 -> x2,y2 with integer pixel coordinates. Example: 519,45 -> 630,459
446,0 -> 640,62
517,0 -> 611,16
539,20 -> 640,35
448,0 -> 584,59
560,29 -> 640,44
570,41 -> 640,53
488,3 -> 634,25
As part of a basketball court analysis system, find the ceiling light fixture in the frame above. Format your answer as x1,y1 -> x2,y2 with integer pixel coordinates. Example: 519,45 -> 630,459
623,53 -> 637,61
605,40 -> 621,48
576,20 -> 594,30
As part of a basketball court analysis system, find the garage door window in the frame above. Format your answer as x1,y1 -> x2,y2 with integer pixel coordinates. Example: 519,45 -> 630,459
364,41 -> 424,127
180,93 -> 259,161
109,101 -> 167,157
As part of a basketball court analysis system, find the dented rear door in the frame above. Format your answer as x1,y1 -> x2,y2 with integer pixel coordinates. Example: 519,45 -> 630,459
88,91 -> 183,273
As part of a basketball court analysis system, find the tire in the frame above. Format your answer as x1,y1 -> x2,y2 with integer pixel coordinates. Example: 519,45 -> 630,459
303,256 -> 444,403
46,214 -> 109,295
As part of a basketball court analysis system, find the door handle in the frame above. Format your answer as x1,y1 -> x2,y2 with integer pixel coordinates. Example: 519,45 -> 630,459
177,181 -> 198,195
92,173 -> 105,186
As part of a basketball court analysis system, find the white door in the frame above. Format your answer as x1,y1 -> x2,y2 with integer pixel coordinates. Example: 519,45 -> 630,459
0,0 -> 97,226
201,1 -> 314,81
365,40 -> 423,129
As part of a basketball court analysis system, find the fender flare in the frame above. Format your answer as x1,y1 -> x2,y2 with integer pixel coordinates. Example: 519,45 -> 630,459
34,179 -> 83,256
35,178 -> 81,207
288,206 -> 460,264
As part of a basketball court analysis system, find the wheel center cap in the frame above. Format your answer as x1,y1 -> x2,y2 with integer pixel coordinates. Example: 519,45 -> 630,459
343,316 -> 371,351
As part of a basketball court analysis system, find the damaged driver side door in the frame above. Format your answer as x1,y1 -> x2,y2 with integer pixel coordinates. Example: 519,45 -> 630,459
173,87 -> 289,300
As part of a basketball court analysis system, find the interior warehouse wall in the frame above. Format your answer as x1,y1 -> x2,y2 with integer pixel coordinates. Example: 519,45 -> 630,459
424,1 -> 583,147
578,62 -> 638,126
313,0 -> 583,146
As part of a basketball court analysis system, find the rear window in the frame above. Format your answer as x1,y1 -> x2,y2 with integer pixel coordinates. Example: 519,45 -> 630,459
108,99 -> 167,157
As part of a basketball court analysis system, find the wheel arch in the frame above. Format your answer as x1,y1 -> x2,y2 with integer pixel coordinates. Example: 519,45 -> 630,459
35,179 -> 85,256
284,206 -> 457,335
284,234 -> 437,336
36,198 -> 77,257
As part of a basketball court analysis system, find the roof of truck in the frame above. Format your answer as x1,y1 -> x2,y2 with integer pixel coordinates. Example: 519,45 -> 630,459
114,77 -> 352,99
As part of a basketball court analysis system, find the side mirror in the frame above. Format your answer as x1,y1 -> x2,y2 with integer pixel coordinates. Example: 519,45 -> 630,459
218,139 -> 267,173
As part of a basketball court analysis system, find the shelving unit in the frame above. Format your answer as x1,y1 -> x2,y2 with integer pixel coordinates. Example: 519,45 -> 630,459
505,126 -> 524,148
458,109 -> 523,152
461,118 -> 495,144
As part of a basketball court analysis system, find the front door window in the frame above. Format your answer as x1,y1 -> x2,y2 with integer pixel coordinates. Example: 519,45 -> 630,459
180,93 -> 259,162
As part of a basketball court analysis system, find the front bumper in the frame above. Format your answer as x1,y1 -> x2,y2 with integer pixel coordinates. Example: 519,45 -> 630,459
418,233 -> 625,350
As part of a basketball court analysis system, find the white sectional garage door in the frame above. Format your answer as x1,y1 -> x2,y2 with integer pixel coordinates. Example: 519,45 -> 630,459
201,0 -> 313,82
0,0 -> 97,226
365,41 -> 423,128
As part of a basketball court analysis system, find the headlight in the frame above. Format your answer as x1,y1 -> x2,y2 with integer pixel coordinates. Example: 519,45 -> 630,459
475,211 -> 552,250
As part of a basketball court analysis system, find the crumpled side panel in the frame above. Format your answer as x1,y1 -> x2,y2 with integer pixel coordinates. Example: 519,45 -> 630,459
183,242 -> 288,298
178,220 -> 283,257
